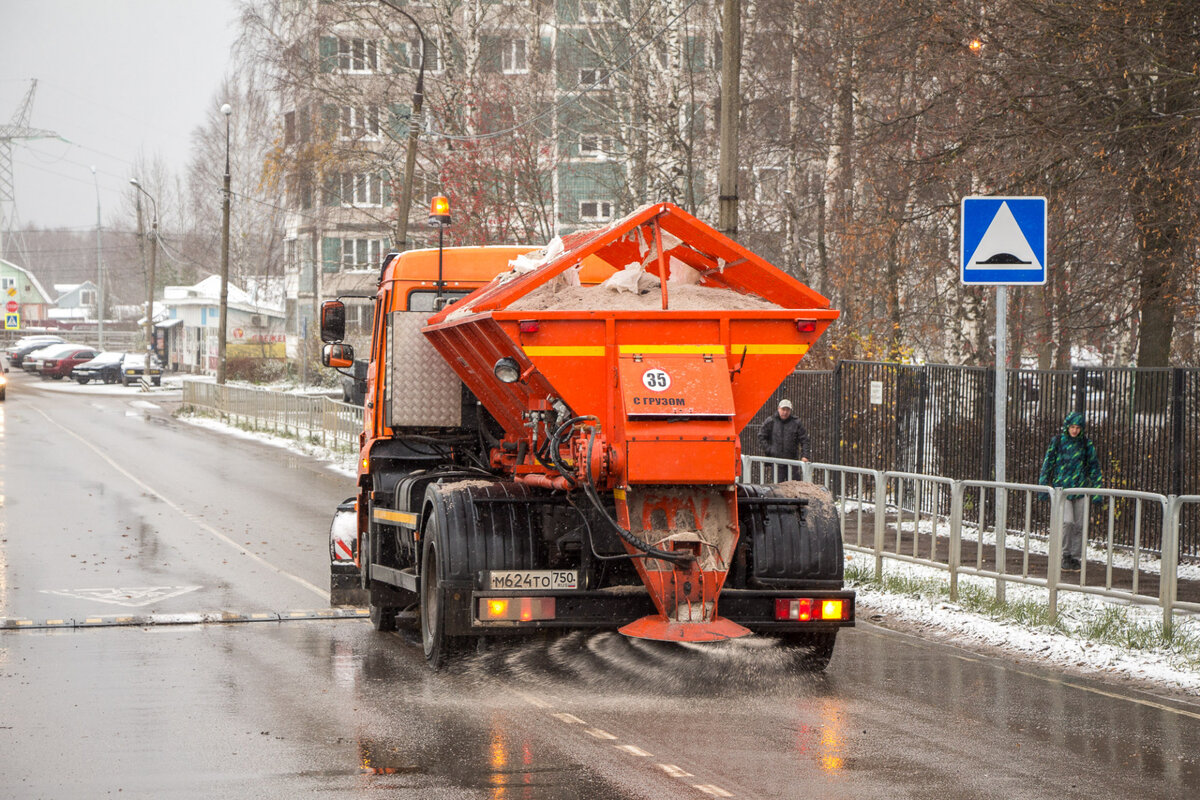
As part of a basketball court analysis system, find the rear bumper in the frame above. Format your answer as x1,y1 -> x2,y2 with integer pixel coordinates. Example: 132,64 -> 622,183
453,587 -> 856,636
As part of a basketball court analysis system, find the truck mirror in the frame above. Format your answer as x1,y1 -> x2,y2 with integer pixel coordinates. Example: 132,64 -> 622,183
320,300 -> 346,343
322,342 -> 355,369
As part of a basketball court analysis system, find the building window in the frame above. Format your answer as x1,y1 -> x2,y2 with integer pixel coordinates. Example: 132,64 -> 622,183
501,38 -> 527,74
579,135 -> 613,158
579,69 -> 610,89
339,173 -> 384,207
338,37 -> 378,72
341,238 -> 388,270
79,289 -> 96,307
1,277 -> 14,291
410,36 -> 442,72
579,201 -> 613,222
340,106 -> 380,140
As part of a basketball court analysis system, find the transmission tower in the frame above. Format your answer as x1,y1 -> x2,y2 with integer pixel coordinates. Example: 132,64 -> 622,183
0,79 -> 60,262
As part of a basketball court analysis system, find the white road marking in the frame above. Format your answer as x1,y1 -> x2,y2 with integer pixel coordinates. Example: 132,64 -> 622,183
614,744 -> 653,757
39,585 -> 201,608
693,785 -> 734,797
515,692 -> 552,709
130,400 -> 160,410
552,712 -> 586,724
583,727 -> 618,740
657,764 -> 694,778
28,405 -> 328,600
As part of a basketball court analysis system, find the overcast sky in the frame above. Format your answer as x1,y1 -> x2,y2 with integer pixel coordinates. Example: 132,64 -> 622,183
0,0 -> 241,232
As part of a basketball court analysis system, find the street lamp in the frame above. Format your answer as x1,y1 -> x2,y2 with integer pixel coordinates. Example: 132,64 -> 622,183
129,178 -> 157,358
91,166 -> 104,349
217,102 -> 232,384
380,0 -> 426,252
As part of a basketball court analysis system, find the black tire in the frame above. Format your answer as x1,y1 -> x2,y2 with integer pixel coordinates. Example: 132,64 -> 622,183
780,631 -> 837,671
152,378 -> 161,386
368,597 -> 398,632
51,374 -> 63,380
77,376 -> 90,385
420,517 -> 463,669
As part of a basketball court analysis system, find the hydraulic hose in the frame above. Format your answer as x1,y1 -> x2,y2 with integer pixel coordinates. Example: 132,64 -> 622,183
581,428 -> 693,568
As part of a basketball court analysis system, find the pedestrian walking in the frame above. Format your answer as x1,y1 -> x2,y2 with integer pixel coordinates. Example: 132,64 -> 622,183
1038,411 -> 1103,572
758,399 -> 811,480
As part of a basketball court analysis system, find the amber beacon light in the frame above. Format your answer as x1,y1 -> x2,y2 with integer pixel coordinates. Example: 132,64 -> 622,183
429,195 -> 452,227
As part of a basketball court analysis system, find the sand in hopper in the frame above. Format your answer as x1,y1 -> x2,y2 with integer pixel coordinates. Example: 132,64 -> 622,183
507,279 -> 785,312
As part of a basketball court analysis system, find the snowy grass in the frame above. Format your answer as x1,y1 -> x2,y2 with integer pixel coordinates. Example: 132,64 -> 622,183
846,550 -> 1200,690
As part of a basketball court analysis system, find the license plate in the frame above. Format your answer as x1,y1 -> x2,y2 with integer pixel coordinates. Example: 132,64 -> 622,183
488,570 -> 578,590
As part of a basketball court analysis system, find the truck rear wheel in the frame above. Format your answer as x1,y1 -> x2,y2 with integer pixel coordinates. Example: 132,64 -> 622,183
369,597 -> 398,632
780,631 -> 837,671
420,518 -> 464,669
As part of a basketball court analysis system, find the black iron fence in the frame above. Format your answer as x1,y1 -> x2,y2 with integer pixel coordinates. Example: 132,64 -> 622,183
743,361 -> 1200,557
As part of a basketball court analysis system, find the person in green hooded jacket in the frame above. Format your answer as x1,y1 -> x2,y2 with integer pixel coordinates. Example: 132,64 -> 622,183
1038,412 -> 1103,571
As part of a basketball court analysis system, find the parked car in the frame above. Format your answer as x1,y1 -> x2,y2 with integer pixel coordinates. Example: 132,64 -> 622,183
7,335 -> 64,368
0,367 -> 7,401
39,346 -> 98,380
23,343 -> 81,374
120,352 -> 162,386
72,351 -> 127,385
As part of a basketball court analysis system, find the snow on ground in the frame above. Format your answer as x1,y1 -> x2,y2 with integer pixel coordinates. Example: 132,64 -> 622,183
176,409 -> 1200,698
179,412 -> 356,478
846,549 -> 1200,697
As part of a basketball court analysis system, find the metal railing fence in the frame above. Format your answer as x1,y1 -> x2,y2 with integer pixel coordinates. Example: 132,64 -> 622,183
743,361 -> 1200,556
744,455 -> 1192,633
182,381 -> 361,454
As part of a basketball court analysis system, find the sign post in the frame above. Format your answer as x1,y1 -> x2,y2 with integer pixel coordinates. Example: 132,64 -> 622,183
962,196 -> 1047,599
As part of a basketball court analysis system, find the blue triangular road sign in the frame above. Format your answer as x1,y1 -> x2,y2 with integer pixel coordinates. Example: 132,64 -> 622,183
961,197 -> 1047,285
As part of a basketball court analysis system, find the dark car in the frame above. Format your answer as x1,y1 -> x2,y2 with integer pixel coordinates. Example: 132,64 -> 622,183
40,346 -> 98,380
119,352 -> 162,386
71,351 -> 127,384
8,335 -> 65,368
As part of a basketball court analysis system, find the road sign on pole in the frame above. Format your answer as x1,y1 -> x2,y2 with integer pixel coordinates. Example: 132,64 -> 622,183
961,195 -> 1048,602
5,300 -> 17,313
961,196 -> 1047,285
4,312 -> 19,330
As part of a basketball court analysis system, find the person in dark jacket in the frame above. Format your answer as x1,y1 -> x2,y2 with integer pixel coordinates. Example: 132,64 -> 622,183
1038,411 -> 1103,572
758,399 -> 811,480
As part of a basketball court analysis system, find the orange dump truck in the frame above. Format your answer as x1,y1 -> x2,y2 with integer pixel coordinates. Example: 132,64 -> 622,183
321,202 -> 854,668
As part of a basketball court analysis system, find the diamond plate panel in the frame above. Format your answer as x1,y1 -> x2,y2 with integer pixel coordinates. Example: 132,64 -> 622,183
389,311 -> 462,427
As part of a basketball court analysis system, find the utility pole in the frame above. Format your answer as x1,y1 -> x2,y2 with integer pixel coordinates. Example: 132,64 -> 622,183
717,0 -> 742,237
217,103 -> 232,384
130,179 -> 158,357
380,0 -> 427,252
91,166 -> 104,349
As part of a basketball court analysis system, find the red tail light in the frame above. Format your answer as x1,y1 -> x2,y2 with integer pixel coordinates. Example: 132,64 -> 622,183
776,598 -> 814,621
775,597 -> 847,621
796,319 -> 817,333
518,320 -> 540,334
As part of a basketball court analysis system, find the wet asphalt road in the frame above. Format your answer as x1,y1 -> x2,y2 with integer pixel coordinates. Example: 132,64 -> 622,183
2,371 -> 1200,799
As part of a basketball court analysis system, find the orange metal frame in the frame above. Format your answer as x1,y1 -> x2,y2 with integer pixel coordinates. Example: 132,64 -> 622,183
416,203 -> 839,642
